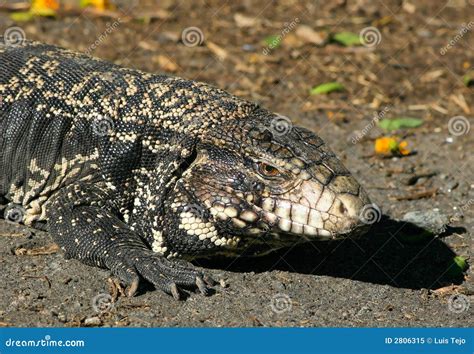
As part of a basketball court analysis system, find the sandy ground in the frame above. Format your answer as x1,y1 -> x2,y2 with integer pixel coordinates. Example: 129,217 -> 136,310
0,0 -> 473,327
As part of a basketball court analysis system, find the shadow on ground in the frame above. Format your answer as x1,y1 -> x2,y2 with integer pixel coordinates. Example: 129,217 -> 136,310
195,216 -> 467,290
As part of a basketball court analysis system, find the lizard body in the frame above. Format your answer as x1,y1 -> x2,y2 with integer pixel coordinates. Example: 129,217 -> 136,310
0,39 -> 370,298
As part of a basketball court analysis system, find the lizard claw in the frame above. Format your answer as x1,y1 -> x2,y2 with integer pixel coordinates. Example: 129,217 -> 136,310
196,276 -> 209,296
203,274 -> 217,287
170,283 -> 181,300
126,278 -> 140,298
109,248 -> 216,299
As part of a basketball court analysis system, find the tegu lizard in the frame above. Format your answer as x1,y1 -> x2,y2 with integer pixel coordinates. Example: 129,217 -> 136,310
0,38 -> 371,299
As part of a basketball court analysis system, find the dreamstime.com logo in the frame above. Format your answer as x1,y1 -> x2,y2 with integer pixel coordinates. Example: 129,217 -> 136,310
358,203 -> 382,225
92,293 -> 115,313
4,335 -> 85,348
181,27 -> 204,47
84,18 -> 122,55
360,26 -> 382,48
452,199 -> 474,219
448,116 -> 470,137
4,203 -> 25,224
270,114 -> 293,136
262,17 -> 300,55
181,203 -> 206,219
271,293 -> 292,314
92,115 -> 115,136
447,294 -> 470,314
351,105 -> 392,144
2,26 -> 26,46
440,21 -> 474,55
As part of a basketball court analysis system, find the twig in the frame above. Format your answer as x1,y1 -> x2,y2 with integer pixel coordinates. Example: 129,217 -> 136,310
394,187 -> 438,201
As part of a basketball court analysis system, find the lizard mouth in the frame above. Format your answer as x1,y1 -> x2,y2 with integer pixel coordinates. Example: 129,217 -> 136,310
251,197 -> 365,241
245,177 -> 372,240
204,179 -> 371,249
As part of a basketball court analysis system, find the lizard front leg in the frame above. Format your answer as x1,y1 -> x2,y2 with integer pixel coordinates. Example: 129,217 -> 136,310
46,182 -> 214,299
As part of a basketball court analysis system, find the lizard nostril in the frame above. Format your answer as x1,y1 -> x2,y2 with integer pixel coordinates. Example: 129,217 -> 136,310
338,200 -> 348,215
252,181 -> 264,192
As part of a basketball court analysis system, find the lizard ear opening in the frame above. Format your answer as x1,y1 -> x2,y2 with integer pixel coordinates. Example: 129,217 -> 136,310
174,146 -> 199,179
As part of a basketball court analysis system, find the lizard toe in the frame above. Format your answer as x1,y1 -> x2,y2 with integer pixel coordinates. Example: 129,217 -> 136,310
109,260 -> 141,297
128,249 -> 215,298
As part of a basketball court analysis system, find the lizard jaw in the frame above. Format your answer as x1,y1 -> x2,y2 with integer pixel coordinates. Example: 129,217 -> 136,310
205,179 -> 371,244
248,178 -> 371,239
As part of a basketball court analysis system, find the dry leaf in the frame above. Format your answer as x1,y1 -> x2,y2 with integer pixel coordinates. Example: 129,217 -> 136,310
15,243 -> 59,256
207,41 -> 228,61
154,55 -> 179,72
295,25 -> 327,45
450,94 -> 470,114
420,69 -> 444,82
235,60 -> 256,74
234,13 -> 258,28
432,285 -> 466,297
135,9 -> 172,21
281,33 -> 304,48
138,41 -> 158,51
402,1 -> 416,13
160,31 -> 180,42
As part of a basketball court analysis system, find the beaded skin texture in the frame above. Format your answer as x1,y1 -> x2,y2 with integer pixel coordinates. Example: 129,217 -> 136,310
0,39 -> 370,298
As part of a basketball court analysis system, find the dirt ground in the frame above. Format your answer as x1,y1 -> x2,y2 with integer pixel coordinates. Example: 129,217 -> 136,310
0,0 -> 473,327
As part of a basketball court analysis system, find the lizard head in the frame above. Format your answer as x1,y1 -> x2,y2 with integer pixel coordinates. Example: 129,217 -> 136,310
176,108 -> 372,256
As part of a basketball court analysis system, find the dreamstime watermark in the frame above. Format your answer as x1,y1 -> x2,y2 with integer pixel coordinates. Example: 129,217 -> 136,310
440,21 -> 474,55
4,204 -> 25,224
270,114 -> 293,136
452,199 -> 474,219
92,115 -> 115,136
110,0 -> 139,13
351,105 -> 392,144
447,294 -> 470,313
181,203 -> 206,219
262,17 -> 300,55
92,293 -> 115,313
360,26 -> 382,48
181,27 -> 204,47
2,26 -> 26,46
448,116 -> 470,136
84,18 -> 123,55
5,335 -> 85,348
358,203 -> 382,225
270,293 -> 292,314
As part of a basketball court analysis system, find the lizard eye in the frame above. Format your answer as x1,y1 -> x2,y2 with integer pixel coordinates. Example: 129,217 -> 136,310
257,162 -> 281,177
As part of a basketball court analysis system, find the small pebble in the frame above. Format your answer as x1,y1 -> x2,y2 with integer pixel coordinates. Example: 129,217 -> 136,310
357,306 -> 371,316
417,29 -> 432,38
446,181 -> 459,192
401,210 -> 450,234
241,44 -> 256,52
84,316 -> 101,326
273,281 -> 286,291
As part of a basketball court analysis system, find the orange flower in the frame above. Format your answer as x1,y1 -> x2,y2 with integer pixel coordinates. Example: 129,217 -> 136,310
398,140 -> 410,155
375,136 -> 410,156
30,0 -> 59,15
80,0 -> 114,11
